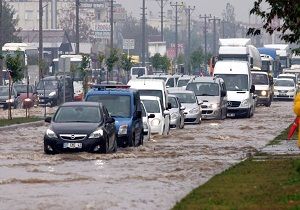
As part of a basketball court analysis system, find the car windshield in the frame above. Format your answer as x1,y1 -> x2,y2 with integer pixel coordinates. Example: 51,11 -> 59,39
252,74 -> 269,85
14,85 -> 33,93
168,97 -> 178,108
187,82 -> 220,96
54,106 -> 101,123
86,95 -> 131,118
177,79 -> 190,87
278,76 -> 296,84
274,80 -> 295,87
0,86 -> 9,96
214,74 -> 249,91
138,90 -> 163,109
131,68 -> 145,76
172,92 -> 196,103
142,99 -> 160,113
37,80 -> 58,90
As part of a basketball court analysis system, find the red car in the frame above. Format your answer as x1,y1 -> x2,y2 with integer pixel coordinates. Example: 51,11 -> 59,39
14,84 -> 38,108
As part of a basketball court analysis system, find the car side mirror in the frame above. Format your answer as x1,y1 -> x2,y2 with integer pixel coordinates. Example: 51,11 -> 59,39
163,110 -> 170,116
148,113 -> 155,118
168,102 -> 172,109
45,117 -> 52,123
107,117 -> 115,123
221,90 -> 227,97
250,84 -> 255,93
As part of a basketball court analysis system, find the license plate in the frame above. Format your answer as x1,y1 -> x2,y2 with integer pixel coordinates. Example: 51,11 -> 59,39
63,143 -> 82,149
279,94 -> 286,96
227,113 -> 235,117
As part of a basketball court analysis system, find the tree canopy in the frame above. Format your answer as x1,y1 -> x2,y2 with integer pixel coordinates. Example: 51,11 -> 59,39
5,52 -> 24,83
248,0 -> 300,53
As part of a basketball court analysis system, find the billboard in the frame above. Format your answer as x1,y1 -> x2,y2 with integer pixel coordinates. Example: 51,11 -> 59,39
93,22 -> 111,39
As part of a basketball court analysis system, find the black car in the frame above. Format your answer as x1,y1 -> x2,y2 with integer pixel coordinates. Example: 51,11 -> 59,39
44,102 -> 117,154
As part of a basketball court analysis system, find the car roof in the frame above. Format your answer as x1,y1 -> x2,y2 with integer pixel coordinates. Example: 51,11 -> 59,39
140,96 -> 160,101
60,102 -> 102,107
275,78 -> 295,82
278,74 -> 296,77
190,76 -> 223,83
168,89 -> 194,94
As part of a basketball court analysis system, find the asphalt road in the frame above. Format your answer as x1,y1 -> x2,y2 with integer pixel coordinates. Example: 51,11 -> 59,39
0,101 -> 295,210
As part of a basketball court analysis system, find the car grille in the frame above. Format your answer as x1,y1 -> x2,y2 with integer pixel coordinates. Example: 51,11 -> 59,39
202,110 -> 213,114
227,101 -> 241,107
59,134 -> 87,141
201,105 -> 208,108
278,90 -> 288,93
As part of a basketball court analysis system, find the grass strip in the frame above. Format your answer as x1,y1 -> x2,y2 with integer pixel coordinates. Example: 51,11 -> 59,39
0,117 -> 42,127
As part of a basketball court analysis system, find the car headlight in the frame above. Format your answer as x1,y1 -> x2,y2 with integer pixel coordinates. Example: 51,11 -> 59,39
5,98 -> 14,103
89,128 -> 104,138
261,90 -> 267,96
46,128 -> 58,139
240,99 -> 249,107
118,124 -> 128,135
151,118 -> 160,126
171,112 -> 180,120
49,91 -> 56,97
211,103 -> 219,109
288,89 -> 295,92
189,107 -> 199,114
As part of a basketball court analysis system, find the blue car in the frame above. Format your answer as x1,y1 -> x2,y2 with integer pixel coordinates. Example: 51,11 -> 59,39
85,84 -> 143,147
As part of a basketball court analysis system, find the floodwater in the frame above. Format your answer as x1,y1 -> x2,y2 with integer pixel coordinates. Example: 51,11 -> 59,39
0,101 -> 295,210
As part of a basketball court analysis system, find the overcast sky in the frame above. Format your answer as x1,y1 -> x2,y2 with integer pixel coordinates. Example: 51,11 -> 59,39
116,0 -> 263,24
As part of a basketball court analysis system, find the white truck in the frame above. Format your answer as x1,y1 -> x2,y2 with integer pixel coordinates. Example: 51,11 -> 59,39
218,38 -> 262,70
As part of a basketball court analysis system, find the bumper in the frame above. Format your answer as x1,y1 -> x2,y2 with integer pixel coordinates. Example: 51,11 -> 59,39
226,108 -> 249,117
256,96 -> 270,104
184,112 -> 201,123
170,117 -> 180,128
201,109 -> 220,120
44,137 -> 104,153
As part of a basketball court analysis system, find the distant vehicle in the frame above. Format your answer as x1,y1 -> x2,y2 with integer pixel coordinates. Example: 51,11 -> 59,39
251,71 -> 273,107
273,78 -> 296,100
127,79 -> 171,135
258,47 -> 281,77
130,67 -> 148,79
214,61 -> 255,118
168,95 -> 185,129
168,88 -> 202,124
14,84 -> 37,108
141,96 -> 170,135
186,77 -> 227,120
85,84 -> 143,147
277,74 -> 298,89
0,85 -> 21,109
141,102 -> 155,141
177,75 -> 195,88
36,75 -> 74,107
43,102 -> 117,154
264,44 -> 291,71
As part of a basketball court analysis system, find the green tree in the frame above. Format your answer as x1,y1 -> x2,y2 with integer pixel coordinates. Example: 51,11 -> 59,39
105,49 -> 119,82
79,54 -> 90,95
190,48 -> 204,72
6,52 -> 24,119
248,0 -> 300,53
1,2 -> 20,44
120,54 -> 133,81
151,53 -> 162,70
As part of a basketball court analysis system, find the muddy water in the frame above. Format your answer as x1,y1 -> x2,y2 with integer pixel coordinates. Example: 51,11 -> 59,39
0,101 -> 294,210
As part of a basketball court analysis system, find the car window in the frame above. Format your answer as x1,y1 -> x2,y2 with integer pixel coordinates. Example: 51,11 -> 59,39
252,74 -> 269,85
166,78 -> 175,87
0,86 -> 9,96
168,97 -> 178,108
142,99 -> 160,113
173,93 -> 196,103
54,106 -> 101,123
187,82 -> 220,96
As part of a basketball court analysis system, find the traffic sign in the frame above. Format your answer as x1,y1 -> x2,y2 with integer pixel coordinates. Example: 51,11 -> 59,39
123,39 -> 135,50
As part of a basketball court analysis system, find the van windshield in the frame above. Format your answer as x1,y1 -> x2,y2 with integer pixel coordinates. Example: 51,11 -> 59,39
131,68 -> 145,76
138,90 -> 163,109
252,73 -> 269,85
214,74 -> 249,91
36,80 -> 58,90
278,76 -> 296,84
86,95 -> 131,118
186,82 -> 220,96
274,80 -> 294,87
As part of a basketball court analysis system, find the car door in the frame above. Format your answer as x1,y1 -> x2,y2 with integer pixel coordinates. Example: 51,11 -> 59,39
103,107 -> 115,146
220,81 -> 227,115
134,93 -> 143,141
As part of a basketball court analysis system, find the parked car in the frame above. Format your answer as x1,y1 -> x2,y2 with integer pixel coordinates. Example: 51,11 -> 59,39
168,88 -> 202,124
36,75 -> 74,107
141,96 -> 170,135
168,95 -> 185,129
43,102 -> 117,154
85,84 -> 143,147
141,102 -> 155,141
0,85 -> 21,109
186,77 -> 227,120
273,78 -> 296,100
14,84 -> 37,108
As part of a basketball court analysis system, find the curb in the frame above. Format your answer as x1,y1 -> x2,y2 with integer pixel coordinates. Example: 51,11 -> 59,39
0,120 -> 46,131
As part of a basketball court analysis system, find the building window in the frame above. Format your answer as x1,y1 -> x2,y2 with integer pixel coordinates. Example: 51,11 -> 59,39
25,10 -> 33,20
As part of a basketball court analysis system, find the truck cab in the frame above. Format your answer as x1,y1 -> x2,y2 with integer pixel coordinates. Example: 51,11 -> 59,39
85,84 -> 143,147
251,71 -> 273,107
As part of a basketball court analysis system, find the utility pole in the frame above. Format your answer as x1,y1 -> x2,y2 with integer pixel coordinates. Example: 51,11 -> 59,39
185,5 -> 195,75
39,0 -> 43,79
209,16 -> 220,56
141,0 -> 146,66
75,0 -> 80,54
199,14 -> 211,73
110,0 -> 114,53
170,1 -> 183,73
0,0 -> 3,85
156,0 -> 168,42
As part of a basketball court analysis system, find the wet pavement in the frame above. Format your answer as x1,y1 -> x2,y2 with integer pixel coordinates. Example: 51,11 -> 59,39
0,101 -> 296,210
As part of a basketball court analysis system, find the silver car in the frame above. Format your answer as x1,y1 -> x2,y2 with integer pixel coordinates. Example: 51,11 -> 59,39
186,77 -> 227,120
168,88 -> 202,124
168,95 -> 185,129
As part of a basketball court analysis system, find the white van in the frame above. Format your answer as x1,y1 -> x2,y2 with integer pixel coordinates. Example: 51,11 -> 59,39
213,61 -> 255,118
127,79 -> 170,135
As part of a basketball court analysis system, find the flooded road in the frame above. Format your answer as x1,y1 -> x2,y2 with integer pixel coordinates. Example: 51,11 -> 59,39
0,101 -> 294,210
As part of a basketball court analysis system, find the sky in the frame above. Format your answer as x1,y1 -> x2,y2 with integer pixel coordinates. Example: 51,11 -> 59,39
116,0 -> 262,24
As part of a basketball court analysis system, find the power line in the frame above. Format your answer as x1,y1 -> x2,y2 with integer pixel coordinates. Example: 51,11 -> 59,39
141,0 -> 146,66
75,0 -> 79,54
199,14 -> 211,73
209,16 -> 221,56
155,0 -> 168,42
185,5 -> 195,75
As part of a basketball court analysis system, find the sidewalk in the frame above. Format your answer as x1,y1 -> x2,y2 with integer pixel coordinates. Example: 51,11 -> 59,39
260,140 -> 300,155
